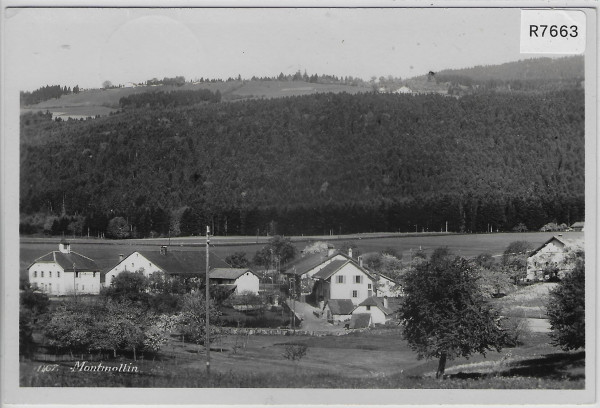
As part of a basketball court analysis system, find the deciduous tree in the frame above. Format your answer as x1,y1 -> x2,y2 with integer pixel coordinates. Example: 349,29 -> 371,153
399,248 -> 506,378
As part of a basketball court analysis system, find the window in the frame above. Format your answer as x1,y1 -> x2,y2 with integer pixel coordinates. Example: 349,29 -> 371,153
82,285 -> 85,291
93,272 -> 96,278
354,275 -> 362,284
57,271 -> 60,278
352,290 -> 358,298
75,272 -> 79,278
368,283 -> 372,289
49,271 -> 52,278
366,305 -> 371,311
41,271 -> 44,278
33,271 -> 37,278
336,275 -> 345,284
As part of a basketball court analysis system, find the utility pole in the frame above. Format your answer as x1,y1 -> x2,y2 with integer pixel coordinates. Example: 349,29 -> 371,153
205,226 -> 211,380
72,263 -> 76,299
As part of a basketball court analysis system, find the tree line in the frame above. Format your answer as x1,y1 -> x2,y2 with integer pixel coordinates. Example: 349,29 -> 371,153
20,84 -> 81,106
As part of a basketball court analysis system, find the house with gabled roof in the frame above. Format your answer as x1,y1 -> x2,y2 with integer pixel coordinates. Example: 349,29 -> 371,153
526,235 -> 584,281
28,239 -> 101,295
322,299 -> 355,323
209,268 -> 259,295
352,296 -> 394,325
104,245 -> 230,287
312,256 -> 376,305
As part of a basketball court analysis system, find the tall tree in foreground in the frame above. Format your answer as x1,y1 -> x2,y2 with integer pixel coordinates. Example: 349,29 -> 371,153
547,253 -> 585,350
399,248 -> 506,379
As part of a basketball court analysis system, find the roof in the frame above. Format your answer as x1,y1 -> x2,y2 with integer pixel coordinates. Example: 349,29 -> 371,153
571,221 -> 585,228
31,251 -> 99,272
311,259 -> 349,280
283,251 -> 340,276
349,313 -> 372,329
325,299 -> 355,315
132,250 -> 230,276
357,297 -> 393,315
209,268 -> 256,280
529,235 -> 584,257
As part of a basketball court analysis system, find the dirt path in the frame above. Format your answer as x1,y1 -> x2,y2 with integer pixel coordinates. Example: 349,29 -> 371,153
286,300 -> 346,333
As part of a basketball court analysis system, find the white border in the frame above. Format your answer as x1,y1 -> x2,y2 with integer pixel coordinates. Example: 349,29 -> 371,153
1,2 -> 598,407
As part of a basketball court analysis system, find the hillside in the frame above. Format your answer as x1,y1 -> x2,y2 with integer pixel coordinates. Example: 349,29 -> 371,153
21,80 -> 372,120
413,56 -> 585,95
20,88 -> 584,238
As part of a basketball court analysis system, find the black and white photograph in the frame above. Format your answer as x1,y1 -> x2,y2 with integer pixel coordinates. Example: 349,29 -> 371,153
1,3 -> 596,406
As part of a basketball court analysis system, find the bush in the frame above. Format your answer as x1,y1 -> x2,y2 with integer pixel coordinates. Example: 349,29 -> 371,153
283,344 -> 308,361
501,316 -> 532,346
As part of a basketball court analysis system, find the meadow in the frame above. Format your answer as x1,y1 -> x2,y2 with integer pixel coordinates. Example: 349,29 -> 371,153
21,328 -> 584,388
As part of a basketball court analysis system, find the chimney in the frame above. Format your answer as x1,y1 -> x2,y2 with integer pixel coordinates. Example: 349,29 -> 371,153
160,245 -> 168,256
383,296 -> 389,309
327,245 -> 336,257
348,248 -> 353,259
358,255 -> 363,267
59,239 -> 71,254
119,254 -> 124,262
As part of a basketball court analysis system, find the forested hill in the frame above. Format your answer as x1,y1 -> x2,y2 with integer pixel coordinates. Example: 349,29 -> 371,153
428,56 -> 584,93
20,89 -> 584,237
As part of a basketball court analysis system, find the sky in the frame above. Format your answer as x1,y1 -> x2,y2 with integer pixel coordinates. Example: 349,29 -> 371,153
4,7 -> 549,91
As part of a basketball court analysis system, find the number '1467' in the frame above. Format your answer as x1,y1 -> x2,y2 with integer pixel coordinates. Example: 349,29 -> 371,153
530,25 -> 578,38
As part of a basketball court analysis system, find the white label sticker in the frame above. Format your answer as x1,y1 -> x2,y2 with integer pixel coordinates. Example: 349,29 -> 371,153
520,9 -> 586,54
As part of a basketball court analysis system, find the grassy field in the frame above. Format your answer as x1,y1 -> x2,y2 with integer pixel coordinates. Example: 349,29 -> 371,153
21,81 -> 372,118
20,329 -> 584,388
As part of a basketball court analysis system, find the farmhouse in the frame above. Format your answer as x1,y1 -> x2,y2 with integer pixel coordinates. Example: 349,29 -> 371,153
209,268 -> 260,295
352,296 -> 393,325
28,239 -> 101,295
570,221 -> 585,232
283,246 -> 350,296
322,299 -> 355,323
372,272 -> 402,297
312,257 -> 376,305
104,245 -> 229,286
526,235 -> 584,281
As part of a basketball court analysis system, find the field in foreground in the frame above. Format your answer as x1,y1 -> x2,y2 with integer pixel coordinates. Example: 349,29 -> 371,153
21,329 -> 584,389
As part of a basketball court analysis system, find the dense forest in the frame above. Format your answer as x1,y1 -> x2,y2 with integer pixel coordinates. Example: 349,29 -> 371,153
20,86 -> 584,238
432,56 -> 584,94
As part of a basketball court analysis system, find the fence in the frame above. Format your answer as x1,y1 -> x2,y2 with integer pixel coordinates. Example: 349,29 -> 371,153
215,327 -> 364,337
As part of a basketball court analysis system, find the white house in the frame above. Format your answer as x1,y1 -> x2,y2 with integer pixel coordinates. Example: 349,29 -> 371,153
526,235 -> 584,281
352,296 -> 393,325
28,240 -> 101,295
312,258 -> 376,305
104,245 -> 229,286
322,299 -> 355,323
209,268 -> 260,295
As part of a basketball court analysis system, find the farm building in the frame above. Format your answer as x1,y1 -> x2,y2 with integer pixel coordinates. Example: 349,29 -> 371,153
322,299 -> 355,323
104,245 -> 229,286
209,268 -> 260,295
312,257 -> 376,305
28,239 -> 101,295
526,235 -> 584,281
352,297 -> 393,325
570,221 -> 585,232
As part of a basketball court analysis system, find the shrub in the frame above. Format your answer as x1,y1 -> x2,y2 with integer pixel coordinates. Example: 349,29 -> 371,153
283,344 -> 308,361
